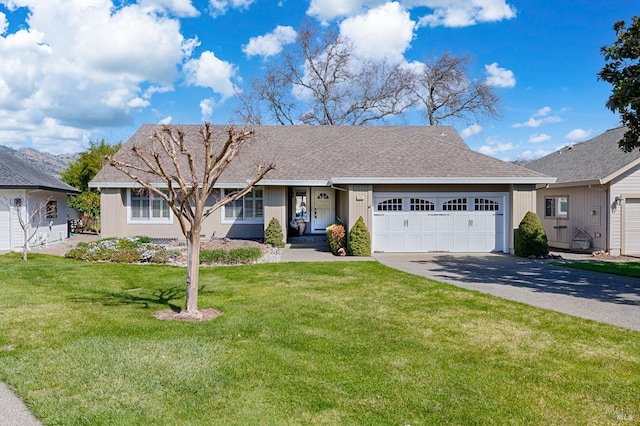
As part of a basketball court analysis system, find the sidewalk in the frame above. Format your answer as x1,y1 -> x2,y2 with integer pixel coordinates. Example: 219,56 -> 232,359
0,383 -> 41,425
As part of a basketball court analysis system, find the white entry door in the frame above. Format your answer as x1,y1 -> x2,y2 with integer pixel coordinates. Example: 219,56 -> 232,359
0,202 -> 9,250
311,188 -> 335,233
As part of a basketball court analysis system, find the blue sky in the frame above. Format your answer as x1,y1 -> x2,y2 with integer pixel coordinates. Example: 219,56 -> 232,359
0,0 -> 636,160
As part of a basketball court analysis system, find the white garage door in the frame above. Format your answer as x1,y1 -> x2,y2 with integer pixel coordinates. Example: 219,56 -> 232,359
0,202 -> 10,251
624,198 -> 640,256
372,194 -> 507,253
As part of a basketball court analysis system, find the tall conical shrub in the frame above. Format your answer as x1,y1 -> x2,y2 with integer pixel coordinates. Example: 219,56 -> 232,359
515,211 -> 549,257
264,218 -> 285,248
348,216 -> 371,256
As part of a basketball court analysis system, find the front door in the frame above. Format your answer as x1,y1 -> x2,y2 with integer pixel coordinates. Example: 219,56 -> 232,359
311,188 -> 335,233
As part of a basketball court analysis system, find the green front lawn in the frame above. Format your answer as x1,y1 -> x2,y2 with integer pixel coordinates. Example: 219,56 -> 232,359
556,260 -> 640,278
1,253 -> 639,425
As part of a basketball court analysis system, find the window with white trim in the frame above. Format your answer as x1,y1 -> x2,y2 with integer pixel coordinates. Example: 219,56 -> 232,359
410,198 -> 435,211
443,198 -> 467,211
223,188 -> 264,222
377,198 -> 402,211
474,198 -> 499,211
545,196 -> 568,218
129,189 -> 171,222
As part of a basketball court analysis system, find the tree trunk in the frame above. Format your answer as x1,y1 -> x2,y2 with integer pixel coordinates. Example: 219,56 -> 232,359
22,227 -> 28,262
184,230 -> 201,316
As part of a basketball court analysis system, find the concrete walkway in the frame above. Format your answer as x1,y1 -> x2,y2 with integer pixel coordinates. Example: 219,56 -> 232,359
374,252 -> 640,332
0,383 -> 41,425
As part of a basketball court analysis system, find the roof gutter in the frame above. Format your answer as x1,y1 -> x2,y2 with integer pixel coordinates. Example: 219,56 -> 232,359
329,177 -> 557,185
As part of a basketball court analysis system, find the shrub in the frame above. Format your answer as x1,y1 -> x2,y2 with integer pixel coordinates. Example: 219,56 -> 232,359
326,221 -> 346,255
265,218 -> 285,248
515,211 -> 549,257
64,237 -> 170,263
200,247 -> 263,265
348,216 -> 371,256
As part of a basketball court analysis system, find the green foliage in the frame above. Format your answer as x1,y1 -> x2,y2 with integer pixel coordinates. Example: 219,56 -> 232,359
200,247 -> 262,264
64,237 -> 170,263
348,216 -> 371,256
61,139 -> 122,191
264,218 -> 285,248
68,190 -> 101,217
515,211 -> 549,257
598,16 -> 640,151
325,221 -> 346,255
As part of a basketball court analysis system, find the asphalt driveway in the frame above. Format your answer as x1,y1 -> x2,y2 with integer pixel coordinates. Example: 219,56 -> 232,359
374,252 -> 640,332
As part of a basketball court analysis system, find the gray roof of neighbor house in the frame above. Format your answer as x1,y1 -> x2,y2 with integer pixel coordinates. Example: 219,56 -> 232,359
526,127 -> 640,185
0,149 -> 79,193
90,124 -> 554,187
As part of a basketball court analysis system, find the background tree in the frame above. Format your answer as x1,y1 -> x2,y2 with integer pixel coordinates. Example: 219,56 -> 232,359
62,140 -> 121,231
411,52 -> 501,125
108,124 -> 274,318
236,23 -> 415,125
598,16 -> 640,152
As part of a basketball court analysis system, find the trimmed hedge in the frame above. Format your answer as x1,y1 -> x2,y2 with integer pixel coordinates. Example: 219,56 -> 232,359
265,218 -> 285,248
348,216 -> 371,256
326,221 -> 346,255
200,247 -> 263,265
515,211 -> 549,257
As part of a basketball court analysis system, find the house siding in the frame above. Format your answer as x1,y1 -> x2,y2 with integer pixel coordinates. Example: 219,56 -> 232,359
535,185 -> 609,252
610,163 -> 640,256
347,185 -> 372,232
263,186 -> 287,240
511,185 -> 537,253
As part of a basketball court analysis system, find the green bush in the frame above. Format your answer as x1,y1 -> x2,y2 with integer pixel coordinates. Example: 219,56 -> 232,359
200,247 -> 263,265
265,218 -> 285,248
348,216 -> 371,256
515,211 -> 549,257
64,237 -> 170,263
326,221 -> 346,255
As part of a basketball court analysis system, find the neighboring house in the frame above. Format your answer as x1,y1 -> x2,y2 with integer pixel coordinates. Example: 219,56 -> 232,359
90,125 -> 554,253
527,127 -> 640,256
0,149 -> 79,251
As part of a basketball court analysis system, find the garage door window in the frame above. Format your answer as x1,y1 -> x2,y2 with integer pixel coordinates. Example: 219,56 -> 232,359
475,198 -> 499,211
377,198 -> 402,211
443,198 -> 467,211
410,198 -> 435,211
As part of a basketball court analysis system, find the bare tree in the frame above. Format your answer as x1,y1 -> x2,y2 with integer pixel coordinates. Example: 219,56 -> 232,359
410,52 -> 501,125
108,124 -> 274,317
236,23 -> 415,126
1,195 -> 54,261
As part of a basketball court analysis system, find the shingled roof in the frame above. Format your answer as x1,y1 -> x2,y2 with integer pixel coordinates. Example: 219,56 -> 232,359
91,125 -> 554,187
526,127 -> 640,185
0,149 -> 79,193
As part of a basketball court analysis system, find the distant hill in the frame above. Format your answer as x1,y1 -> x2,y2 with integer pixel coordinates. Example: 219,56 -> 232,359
0,145 -> 78,178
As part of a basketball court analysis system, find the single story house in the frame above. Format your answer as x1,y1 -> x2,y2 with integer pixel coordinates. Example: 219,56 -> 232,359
527,127 -> 640,256
90,125 -> 555,253
0,149 -> 79,251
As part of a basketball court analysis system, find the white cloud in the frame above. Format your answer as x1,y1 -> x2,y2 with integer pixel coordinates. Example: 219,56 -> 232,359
200,98 -> 214,119
0,12 -> 7,34
478,136 -> 515,156
307,0 -> 385,21
461,123 -> 483,137
512,106 -> 562,128
339,2 -> 415,61
484,62 -> 515,88
138,0 -> 200,17
528,133 -> 551,143
158,115 -> 173,125
565,128 -> 593,141
243,25 -> 297,59
0,0 -> 197,152
183,51 -> 239,100
416,0 -> 517,28
209,0 -> 255,17
517,148 -> 551,161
